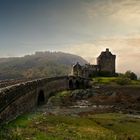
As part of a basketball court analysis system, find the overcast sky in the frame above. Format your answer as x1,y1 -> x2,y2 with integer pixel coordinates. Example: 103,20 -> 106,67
0,0 -> 140,74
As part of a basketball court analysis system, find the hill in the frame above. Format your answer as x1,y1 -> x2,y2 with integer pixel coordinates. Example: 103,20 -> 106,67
0,51 -> 87,80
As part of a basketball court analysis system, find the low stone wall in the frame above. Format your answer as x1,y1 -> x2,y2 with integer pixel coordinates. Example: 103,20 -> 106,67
0,76 -> 90,123
0,76 -> 69,123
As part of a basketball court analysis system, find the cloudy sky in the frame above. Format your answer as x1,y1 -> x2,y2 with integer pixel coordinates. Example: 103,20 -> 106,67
0,0 -> 140,74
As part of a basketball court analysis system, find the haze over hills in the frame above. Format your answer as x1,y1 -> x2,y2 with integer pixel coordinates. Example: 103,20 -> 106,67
0,51 -> 87,80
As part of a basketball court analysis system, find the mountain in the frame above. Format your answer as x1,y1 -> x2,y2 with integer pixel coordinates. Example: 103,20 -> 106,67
0,51 -> 87,80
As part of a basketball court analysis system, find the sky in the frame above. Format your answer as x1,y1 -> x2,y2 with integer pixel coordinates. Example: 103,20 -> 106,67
0,0 -> 140,75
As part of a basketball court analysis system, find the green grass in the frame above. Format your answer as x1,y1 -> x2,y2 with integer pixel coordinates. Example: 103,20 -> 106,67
94,77 -> 119,85
48,91 -> 71,106
0,113 -> 140,140
131,80 -> 140,85
91,113 -> 140,137
94,77 -> 140,85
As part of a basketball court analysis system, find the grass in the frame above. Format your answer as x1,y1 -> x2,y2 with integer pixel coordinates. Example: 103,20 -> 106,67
94,77 -> 140,85
94,77 -> 118,85
48,90 -> 71,106
131,80 -> 140,85
0,113 -> 140,140
91,113 -> 140,137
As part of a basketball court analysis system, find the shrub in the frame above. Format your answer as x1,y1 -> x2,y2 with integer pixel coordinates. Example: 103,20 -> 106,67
125,71 -> 137,80
116,77 -> 131,85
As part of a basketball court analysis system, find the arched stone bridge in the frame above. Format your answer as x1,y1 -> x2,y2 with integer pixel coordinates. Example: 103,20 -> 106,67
0,76 -> 90,123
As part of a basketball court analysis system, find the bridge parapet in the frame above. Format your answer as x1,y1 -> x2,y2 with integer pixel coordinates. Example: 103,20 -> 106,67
0,76 -> 90,123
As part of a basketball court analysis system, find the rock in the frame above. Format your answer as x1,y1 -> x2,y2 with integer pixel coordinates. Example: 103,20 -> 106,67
70,89 -> 94,100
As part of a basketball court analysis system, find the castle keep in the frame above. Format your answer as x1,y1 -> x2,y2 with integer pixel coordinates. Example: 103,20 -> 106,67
72,48 -> 116,77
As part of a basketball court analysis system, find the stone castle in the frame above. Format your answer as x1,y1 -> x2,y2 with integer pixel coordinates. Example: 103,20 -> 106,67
72,48 -> 116,78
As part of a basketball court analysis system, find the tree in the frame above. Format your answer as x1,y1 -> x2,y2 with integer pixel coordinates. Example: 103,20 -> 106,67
125,71 -> 137,80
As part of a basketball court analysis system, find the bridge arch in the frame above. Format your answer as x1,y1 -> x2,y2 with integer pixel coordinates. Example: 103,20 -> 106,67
75,80 -> 80,89
37,90 -> 45,105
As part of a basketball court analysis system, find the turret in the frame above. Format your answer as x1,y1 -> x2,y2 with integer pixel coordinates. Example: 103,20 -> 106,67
72,62 -> 82,76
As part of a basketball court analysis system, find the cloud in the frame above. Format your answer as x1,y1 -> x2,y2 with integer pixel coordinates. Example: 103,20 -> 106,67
60,43 -> 101,64
110,0 -> 140,28
83,0 -> 140,33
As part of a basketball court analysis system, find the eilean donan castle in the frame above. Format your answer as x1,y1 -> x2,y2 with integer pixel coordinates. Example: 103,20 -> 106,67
72,48 -> 116,78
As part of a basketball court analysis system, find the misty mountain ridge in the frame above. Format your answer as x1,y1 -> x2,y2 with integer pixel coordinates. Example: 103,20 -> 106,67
0,51 -> 87,80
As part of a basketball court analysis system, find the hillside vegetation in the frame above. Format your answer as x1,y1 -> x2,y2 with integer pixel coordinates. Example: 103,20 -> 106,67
0,51 -> 87,80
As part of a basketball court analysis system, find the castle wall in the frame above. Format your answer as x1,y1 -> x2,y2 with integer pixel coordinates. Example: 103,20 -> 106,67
97,55 -> 116,74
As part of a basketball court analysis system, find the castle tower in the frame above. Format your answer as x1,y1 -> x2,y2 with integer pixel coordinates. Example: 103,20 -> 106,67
72,62 -> 82,77
97,48 -> 116,75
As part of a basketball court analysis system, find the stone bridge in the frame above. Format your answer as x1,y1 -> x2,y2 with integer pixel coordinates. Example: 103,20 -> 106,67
0,76 -> 90,123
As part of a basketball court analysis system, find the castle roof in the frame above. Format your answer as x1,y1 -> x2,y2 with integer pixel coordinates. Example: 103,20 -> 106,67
98,48 -> 115,59
73,62 -> 82,69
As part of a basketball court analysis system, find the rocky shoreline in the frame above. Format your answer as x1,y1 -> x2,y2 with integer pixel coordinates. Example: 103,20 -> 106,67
35,88 -> 140,117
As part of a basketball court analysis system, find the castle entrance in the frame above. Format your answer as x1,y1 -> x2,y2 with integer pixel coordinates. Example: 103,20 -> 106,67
69,80 -> 73,89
